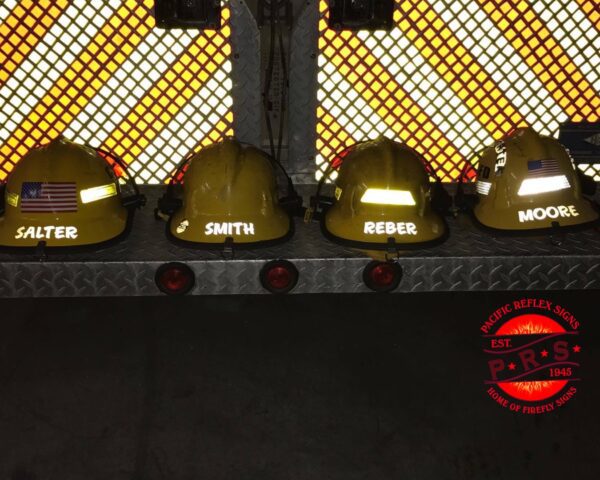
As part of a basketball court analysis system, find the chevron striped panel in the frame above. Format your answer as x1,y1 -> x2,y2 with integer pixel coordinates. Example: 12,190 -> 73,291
317,0 -> 600,181
0,0 -> 233,184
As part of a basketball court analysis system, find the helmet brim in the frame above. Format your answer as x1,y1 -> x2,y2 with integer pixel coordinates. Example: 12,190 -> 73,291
166,211 -> 294,249
473,198 -> 600,233
321,210 -> 448,250
0,209 -> 133,250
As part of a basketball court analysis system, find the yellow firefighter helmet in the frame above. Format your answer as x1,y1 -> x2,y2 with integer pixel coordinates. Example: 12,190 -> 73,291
158,138 -> 294,248
315,137 -> 448,249
0,137 -> 144,248
473,128 -> 598,232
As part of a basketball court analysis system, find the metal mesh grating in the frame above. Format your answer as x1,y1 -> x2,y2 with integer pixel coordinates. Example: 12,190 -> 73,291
317,0 -> 600,181
0,0 -> 234,184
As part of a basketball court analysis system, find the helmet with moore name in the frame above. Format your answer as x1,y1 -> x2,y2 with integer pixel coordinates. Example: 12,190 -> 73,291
473,128 -> 598,232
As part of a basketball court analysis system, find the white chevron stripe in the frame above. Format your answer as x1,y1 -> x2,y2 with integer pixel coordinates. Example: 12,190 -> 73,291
318,56 -> 464,179
577,164 -> 600,181
0,0 -> 19,23
0,0 -> 117,143
358,28 -> 492,158
63,28 -> 198,144
531,0 -> 600,96
430,0 -> 569,137
130,63 -> 233,184
318,56 -> 395,141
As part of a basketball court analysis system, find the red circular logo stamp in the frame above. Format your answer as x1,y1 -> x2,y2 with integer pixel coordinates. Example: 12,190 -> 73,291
482,298 -> 581,414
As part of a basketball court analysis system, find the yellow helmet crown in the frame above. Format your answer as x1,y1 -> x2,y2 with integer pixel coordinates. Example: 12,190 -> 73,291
474,128 -> 598,231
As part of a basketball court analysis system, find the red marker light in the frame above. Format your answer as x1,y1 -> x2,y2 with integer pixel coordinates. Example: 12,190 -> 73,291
155,262 -> 195,295
260,260 -> 299,294
363,261 -> 402,292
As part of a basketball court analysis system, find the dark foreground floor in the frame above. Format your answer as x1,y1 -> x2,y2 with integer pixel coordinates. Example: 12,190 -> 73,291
0,291 -> 598,479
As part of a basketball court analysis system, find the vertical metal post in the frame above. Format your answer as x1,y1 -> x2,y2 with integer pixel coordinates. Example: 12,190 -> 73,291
230,0 -> 262,146
287,0 -> 319,184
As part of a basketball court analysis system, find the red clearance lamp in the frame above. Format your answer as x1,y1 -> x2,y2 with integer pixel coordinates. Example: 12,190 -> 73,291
260,260 -> 299,294
155,262 -> 196,295
362,260 -> 402,292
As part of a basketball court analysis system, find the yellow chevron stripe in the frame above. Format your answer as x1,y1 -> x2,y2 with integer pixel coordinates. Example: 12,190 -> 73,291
316,105 -> 356,167
102,23 -> 231,160
397,0 -> 527,137
575,0 -> 600,31
0,0 -> 154,164
321,31 -> 466,179
195,112 -> 234,147
0,0 -> 70,86
477,0 -> 600,121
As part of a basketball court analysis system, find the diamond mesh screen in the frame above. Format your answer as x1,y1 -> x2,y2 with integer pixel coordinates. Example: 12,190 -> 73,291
317,0 -> 600,181
0,0 -> 234,184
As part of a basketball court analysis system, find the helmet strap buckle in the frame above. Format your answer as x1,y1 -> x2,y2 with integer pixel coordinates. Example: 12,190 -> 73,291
35,240 -> 47,262
385,237 -> 399,258
550,221 -> 566,246
303,206 -> 314,223
222,236 -> 235,260
122,193 -> 146,209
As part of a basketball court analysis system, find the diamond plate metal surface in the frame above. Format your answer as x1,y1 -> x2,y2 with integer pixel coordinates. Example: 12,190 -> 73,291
1,187 -> 600,297
287,0 -> 319,184
229,0 -> 261,146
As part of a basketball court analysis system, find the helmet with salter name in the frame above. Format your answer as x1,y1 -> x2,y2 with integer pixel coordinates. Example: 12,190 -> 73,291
473,127 -> 598,232
308,137 -> 449,250
156,138 -> 295,248
0,137 -> 144,249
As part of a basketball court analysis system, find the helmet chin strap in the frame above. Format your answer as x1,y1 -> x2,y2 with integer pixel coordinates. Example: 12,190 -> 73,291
453,148 -> 484,216
156,154 -> 191,220
550,221 -> 566,246
576,168 -> 597,196
222,236 -> 235,260
0,182 -> 5,217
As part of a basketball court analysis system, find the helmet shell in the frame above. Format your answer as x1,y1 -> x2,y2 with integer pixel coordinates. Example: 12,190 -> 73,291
324,137 -> 446,248
474,128 -> 598,231
169,139 -> 291,245
0,137 -> 128,247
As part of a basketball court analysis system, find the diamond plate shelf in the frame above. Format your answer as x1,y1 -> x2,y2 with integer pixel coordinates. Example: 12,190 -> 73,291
1,186 -> 600,297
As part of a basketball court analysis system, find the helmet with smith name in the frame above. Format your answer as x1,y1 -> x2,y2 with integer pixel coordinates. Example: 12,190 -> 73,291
318,137 -> 448,249
473,128 -> 598,232
158,138 -> 293,247
0,137 -> 144,248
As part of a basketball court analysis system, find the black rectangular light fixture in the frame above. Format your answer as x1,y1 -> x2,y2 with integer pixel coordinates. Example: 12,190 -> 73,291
154,0 -> 221,29
328,0 -> 394,31
558,121 -> 600,163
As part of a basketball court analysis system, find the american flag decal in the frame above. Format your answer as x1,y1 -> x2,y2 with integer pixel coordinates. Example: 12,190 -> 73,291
21,182 -> 78,213
527,159 -> 561,177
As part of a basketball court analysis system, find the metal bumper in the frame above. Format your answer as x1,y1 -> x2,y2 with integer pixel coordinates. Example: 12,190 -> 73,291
1,187 -> 600,297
